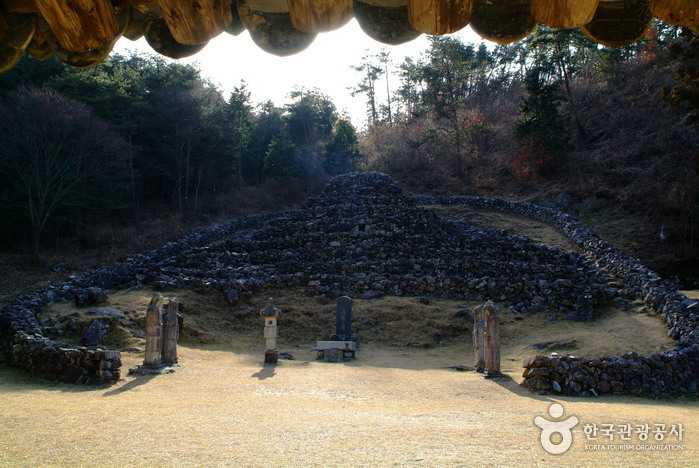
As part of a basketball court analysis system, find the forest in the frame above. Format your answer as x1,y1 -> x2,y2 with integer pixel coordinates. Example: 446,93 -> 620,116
0,23 -> 697,283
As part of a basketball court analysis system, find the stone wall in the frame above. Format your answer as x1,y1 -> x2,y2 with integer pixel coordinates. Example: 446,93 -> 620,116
0,213 -> 276,384
412,195 -> 699,398
8,332 -> 121,384
1,173 -> 696,394
520,348 -> 699,398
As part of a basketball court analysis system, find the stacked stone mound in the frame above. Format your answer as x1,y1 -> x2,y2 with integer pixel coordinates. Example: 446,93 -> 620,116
137,172 -> 618,318
414,195 -> 698,342
1,172 -> 697,396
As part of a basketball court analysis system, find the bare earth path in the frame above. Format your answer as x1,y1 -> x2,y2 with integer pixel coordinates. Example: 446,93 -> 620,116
1,344 -> 697,467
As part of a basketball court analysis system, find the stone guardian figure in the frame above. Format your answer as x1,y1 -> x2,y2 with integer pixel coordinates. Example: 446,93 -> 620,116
144,294 -> 164,368
473,305 -> 485,373
483,301 -> 502,378
161,300 -> 180,365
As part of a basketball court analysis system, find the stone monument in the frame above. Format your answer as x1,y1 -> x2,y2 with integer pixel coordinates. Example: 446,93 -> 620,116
483,301 -> 502,378
315,296 -> 357,361
260,298 -> 280,364
143,294 -> 164,367
332,296 -> 354,341
473,304 -> 485,373
129,294 -> 177,375
161,300 -> 180,365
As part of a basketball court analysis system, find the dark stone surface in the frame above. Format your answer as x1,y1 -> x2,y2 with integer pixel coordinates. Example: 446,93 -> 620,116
335,296 -> 353,339
86,307 -> 124,318
323,348 -> 344,363
225,289 -> 239,305
73,288 -> 108,308
82,319 -> 108,346
264,350 -> 278,364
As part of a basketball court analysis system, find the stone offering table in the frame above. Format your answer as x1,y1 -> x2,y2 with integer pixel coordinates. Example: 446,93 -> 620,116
315,296 -> 357,362
315,340 -> 356,362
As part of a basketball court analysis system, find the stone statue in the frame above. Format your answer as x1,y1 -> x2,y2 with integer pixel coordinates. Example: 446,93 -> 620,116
483,301 -> 502,378
161,300 -> 180,365
143,294 -> 164,368
473,305 -> 485,373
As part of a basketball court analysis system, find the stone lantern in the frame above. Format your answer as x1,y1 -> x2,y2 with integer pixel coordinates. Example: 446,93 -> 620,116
260,298 -> 280,364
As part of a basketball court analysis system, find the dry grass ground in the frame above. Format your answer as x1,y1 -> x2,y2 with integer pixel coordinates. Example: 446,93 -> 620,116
1,207 -> 697,466
38,287 -> 676,362
0,343 -> 697,467
426,205 -> 580,252
1,287 -> 690,466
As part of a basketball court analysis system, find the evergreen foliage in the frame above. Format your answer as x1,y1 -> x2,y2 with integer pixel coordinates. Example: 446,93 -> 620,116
0,23 -> 696,266
515,67 -> 571,177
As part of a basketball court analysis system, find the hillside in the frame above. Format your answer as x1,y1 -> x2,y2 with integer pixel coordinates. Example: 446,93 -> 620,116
0,29 -> 696,289
364,53 -> 698,286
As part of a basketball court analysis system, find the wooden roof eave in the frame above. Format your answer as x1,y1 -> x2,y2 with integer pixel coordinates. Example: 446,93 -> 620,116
0,0 -> 697,73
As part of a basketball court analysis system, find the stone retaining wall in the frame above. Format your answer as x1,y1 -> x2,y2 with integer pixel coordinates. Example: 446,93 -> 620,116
1,174 -> 696,395
0,213 -> 277,384
520,347 -> 699,398
413,195 -> 699,398
8,332 -> 121,384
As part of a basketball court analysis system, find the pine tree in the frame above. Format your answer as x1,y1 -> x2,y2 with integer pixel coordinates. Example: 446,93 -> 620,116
324,119 -> 361,174
515,67 -> 571,177
264,130 -> 296,180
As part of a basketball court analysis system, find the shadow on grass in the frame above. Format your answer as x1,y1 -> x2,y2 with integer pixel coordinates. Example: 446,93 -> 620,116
487,373 -> 555,401
251,365 -> 276,380
485,372 -> 699,408
0,361 -> 111,394
103,373 -> 156,397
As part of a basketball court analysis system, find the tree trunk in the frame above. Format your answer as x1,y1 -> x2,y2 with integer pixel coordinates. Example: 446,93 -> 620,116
384,62 -> 392,125
444,65 -> 464,180
369,78 -> 377,125
128,132 -> 137,209
184,139 -> 191,214
237,145 -> 243,191
555,48 -> 586,142
30,224 -> 41,265
193,170 -> 201,215
454,128 -> 464,179
176,159 -> 184,218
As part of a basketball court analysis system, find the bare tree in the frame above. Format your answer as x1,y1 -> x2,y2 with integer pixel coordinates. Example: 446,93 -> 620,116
141,85 -> 227,217
0,87 -> 129,263
350,51 -> 383,126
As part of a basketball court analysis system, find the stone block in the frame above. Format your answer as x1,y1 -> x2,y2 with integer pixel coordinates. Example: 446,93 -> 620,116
523,366 -> 551,379
522,355 -> 550,368
103,350 -> 120,360
315,340 -> 356,351
324,348 -> 344,363
522,375 -> 551,391
264,350 -> 278,364
82,319 -> 108,346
